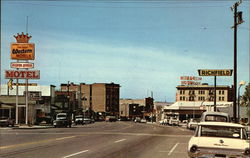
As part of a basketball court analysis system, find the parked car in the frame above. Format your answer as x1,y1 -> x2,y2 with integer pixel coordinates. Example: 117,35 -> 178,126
188,122 -> 250,158
159,120 -> 164,125
83,118 -> 92,124
159,119 -> 168,125
53,113 -> 72,128
105,116 -> 117,122
187,118 -> 199,130
200,111 -> 231,122
0,117 -> 14,127
134,117 -> 141,123
140,119 -> 147,123
169,117 -> 180,126
75,115 -> 84,125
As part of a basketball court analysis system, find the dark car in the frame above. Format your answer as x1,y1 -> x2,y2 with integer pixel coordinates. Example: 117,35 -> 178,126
105,116 -> 117,122
0,117 -> 14,127
83,118 -> 92,124
53,113 -> 72,128
75,115 -> 84,125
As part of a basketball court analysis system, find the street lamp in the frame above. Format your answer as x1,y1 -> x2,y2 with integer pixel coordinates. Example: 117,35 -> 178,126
238,80 -> 246,122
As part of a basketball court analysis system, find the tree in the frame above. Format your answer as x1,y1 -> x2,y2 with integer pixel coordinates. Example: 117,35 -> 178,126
240,82 -> 250,117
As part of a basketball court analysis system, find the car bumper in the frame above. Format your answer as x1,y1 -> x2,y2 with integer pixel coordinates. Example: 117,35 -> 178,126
53,121 -> 68,126
189,124 -> 197,129
0,122 -> 9,126
188,147 -> 248,158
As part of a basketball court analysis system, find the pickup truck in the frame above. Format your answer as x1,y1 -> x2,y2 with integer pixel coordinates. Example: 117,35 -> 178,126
53,113 -> 72,128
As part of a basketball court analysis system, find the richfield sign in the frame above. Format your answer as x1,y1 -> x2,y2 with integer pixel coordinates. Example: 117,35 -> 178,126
5,70 -> 40,79
198,69 -> 233,76
11,62 -> 34,69
11,43 -> 35,60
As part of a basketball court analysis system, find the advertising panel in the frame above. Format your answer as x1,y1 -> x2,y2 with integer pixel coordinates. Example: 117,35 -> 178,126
11,43 -> 35,60
13,83 -> 37,86
198,69 -> 233,76
180,76 -> 202,85
11,62 -> 34,69
5,70 -> 40,79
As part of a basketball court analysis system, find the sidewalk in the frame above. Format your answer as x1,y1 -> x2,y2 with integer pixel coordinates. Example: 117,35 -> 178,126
12,124 -> 53,129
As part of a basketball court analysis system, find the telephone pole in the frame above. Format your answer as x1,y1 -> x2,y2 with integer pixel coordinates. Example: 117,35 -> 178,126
231,0 -> 244,123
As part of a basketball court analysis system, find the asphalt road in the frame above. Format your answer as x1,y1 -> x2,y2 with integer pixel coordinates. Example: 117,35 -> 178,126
0,122 -> 194,158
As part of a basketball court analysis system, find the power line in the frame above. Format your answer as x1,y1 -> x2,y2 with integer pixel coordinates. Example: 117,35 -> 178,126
5,1 -> 231,9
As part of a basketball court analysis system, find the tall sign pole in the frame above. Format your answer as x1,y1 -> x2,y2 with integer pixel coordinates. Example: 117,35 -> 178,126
5,32 -> 40,125
198,69 -> 233,112
231,0 -> 244,123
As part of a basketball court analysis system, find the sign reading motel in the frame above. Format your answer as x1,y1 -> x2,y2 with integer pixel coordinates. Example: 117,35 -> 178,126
5,70 -> 40,79
10,43 -> 35,60
198,69 -> 233,76
11,62 -> 34,69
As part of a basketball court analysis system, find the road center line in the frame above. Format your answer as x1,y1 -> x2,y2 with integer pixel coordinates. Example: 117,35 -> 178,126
115,139 -> 126,143
0,136 -> 76,150
56,136 -> 76,140
168,143 -> 179,155
62,150 -> 89,158
177,127 -> 185,131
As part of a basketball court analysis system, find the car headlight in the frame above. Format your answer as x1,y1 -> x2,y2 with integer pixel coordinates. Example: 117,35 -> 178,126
244,148 -> 250,155
190,145 -> 198,153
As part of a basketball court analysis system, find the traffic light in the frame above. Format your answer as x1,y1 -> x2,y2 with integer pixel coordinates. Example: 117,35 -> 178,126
8,79 -> 13,90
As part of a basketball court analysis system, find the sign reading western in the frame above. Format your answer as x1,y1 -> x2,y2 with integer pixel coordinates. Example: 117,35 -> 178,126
11,62 -> 34,69
11,43 -> 35,60
5,70 -> 40,79
198,69 -> 233,76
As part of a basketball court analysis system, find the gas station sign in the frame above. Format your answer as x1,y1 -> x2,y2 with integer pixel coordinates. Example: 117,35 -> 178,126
198,69 -> 233,76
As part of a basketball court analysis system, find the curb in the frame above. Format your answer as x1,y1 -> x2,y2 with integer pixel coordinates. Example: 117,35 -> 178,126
12,125 -> 53,129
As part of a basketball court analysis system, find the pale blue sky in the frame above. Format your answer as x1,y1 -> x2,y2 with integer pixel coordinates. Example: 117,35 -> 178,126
1,0 -> 249,101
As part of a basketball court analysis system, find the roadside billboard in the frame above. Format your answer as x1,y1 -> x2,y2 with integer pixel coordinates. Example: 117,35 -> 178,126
11,43 -> 35,60
180,76 -> 202,85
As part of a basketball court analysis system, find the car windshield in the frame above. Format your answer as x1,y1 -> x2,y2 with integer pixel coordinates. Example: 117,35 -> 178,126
205,115 -> 228,122
57,115 -> 66,118
76,116 -> 83,118
201,125 -> 241,139
0,117 -> 8,120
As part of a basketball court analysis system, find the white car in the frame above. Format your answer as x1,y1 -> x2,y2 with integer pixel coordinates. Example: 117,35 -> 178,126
169,117 -> 180,126
188,122 -> 250,158
187,118 -> 199,130
200,111 -> 231,122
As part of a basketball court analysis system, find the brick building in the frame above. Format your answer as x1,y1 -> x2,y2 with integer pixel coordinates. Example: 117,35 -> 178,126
119,97 -> 154,120
163,84 -> 234,121
80,83 -> 120,115
176,84 -> 233,102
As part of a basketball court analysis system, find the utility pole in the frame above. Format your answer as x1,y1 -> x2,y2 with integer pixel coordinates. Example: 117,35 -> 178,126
231,0 -> 244,123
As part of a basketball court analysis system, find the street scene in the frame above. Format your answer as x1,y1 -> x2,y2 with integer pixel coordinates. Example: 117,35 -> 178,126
1,122 -> 194,158
1,0 -> 250,158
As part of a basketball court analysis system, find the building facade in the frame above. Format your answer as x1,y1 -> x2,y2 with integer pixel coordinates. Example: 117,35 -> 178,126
176,84 -> 233,102
162,84 -> 234,121
0,84 -> 56,124
80,83 -> 120,115
119,97 -> 154,120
